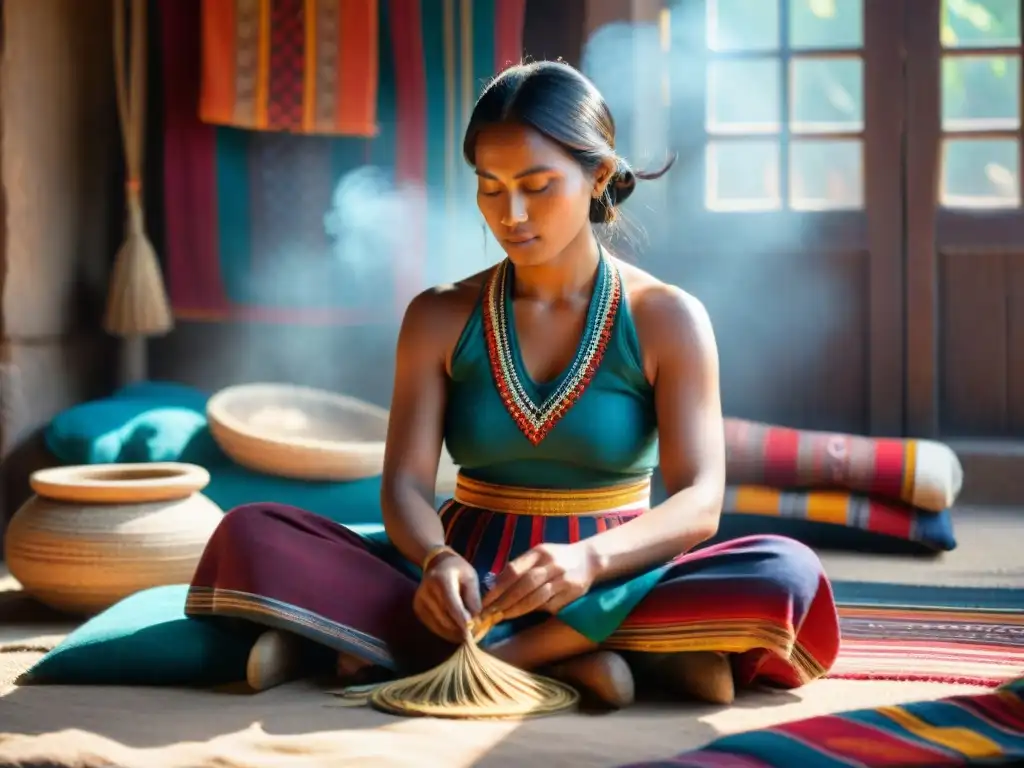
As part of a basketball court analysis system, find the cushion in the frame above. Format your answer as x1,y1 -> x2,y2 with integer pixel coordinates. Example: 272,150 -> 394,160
712,485 -> 957,554
724,418 -> 963,512
23,526 -> 397,687
45,382 -> 225,466
203,464 -> 387,527
202,468 -> 452,533
22,585 -> 254,686
652,472 -> 955,554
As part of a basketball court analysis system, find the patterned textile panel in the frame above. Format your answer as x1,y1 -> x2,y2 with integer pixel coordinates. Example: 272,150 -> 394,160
160,0 -> 525,324
724,418 -> 963,512
618,676 -> 1024,768
200,0 -> 379,136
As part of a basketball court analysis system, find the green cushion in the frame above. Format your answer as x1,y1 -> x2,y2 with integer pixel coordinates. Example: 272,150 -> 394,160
45,381 -> 225,466
22,585 -> 254,686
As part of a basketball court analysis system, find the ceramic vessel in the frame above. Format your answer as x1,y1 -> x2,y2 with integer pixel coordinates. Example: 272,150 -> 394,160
4,462 -> 223,615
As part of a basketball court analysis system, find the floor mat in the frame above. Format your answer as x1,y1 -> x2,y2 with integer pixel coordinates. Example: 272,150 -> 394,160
618,676 -> 1024,767
831,581 -> 1024,686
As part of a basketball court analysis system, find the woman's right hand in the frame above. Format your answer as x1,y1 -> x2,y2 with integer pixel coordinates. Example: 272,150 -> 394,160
413,551 -> 482,643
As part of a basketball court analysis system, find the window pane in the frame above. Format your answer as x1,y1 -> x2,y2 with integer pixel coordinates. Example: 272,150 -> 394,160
941,0 -> 1020,48
790,57 -> 864,133
790,139 -> 863,210
942,55 -> 1020,130
707,0 -> 779,51
706,140 -> 781,211
789,0 -> 864,49
941,138 -> 1019,207
707,60 -> 781,133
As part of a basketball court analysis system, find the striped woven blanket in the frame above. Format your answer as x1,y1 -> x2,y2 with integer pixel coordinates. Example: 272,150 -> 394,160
621,676 -> 1024,767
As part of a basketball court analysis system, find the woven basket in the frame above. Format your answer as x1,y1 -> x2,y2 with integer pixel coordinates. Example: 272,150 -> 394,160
207,384 -> 390,481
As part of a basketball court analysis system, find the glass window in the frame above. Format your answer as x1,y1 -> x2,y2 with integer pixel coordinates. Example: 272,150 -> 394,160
700,0 -> 865,211
939,0 -> 1022,209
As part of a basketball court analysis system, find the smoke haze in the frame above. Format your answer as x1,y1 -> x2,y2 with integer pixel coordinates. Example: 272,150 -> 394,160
213,14 -> 858,427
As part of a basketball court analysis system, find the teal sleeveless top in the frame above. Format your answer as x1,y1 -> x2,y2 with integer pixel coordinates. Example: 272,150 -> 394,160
444,255 -> 659,490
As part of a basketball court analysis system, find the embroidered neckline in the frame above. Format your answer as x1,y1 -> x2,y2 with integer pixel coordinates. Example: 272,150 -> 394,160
482,254 -> 622,446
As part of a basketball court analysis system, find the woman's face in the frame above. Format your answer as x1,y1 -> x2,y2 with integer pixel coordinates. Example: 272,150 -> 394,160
473,123 -> 608,266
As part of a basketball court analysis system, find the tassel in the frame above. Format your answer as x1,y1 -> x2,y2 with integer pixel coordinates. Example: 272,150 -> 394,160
103,0 -> 173,338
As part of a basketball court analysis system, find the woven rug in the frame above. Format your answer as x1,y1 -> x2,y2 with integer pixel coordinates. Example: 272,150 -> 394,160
620,676 -> 1024,768
831,581 -> 1024,687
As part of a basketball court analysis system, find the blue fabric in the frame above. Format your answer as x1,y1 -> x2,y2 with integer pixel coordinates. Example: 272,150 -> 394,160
707,510 -> 957,555
650,471 -> 957,555
443,257 -> 659,490
203,464 -> 386,527
45,381 -> 226,466
25,526 -> 397,687
44,381 -> 400,529
619,677 -> 1024,767
24,585 -> 254,686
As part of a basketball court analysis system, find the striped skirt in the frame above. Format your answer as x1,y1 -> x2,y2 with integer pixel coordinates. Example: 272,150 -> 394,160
186,475 -> 841,686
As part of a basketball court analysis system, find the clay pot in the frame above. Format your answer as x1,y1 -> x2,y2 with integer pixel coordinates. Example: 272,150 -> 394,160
4,463 -> 223,616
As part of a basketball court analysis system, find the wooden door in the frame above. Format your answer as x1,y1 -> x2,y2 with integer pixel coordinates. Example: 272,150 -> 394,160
643,0 -> 904,434
905,0 -> 1024,438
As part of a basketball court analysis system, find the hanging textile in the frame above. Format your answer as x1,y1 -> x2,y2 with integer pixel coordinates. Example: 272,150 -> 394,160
199,0 -> 379,136
161,0 -> 525,324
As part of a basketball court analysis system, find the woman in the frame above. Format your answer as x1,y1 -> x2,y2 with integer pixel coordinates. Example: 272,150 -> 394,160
187,61 -> 840,708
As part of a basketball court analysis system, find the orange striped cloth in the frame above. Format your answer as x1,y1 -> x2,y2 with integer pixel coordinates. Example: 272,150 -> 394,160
722,485 -> 957,551
200,0 -> 378,136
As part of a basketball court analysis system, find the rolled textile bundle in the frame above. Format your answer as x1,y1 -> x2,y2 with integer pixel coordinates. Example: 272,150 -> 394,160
717,485 -> 958,553
724,418 -> 963,513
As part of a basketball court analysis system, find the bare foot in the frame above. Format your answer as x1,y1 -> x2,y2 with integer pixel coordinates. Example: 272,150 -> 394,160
546,650 -> 635,709
246,630 -> 306,692
643,651 -> 736,705
336,650 -> 372,680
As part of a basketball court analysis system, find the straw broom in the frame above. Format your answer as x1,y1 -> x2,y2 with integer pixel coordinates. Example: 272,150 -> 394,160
332,613 -> 580,719
103,0 -> 173,340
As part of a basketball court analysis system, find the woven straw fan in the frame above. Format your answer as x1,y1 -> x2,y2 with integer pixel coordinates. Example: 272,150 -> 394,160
104,0 -> 173,337
331,613 -> 580,719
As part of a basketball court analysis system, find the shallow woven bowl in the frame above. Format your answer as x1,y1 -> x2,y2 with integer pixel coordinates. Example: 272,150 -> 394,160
207,383 -> 390,481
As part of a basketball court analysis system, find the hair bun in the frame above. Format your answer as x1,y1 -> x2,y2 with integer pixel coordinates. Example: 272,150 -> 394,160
608,166 -> 637,207
588,162 -> 641,224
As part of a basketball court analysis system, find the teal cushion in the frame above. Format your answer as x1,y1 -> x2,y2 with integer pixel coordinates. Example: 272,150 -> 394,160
22,585 -> 254,686
45,381 -> 225,466
203,465 -> 387,526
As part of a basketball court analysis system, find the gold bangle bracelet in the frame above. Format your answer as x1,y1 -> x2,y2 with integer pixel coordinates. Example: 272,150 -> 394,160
421,544 -> 458,573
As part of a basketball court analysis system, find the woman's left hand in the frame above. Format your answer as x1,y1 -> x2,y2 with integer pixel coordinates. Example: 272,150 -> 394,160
479,543 -> 597,621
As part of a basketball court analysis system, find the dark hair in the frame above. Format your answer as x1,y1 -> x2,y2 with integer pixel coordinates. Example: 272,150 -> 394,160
462,60 -> 674,224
